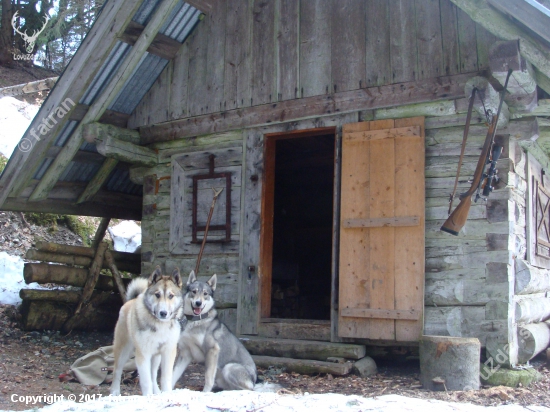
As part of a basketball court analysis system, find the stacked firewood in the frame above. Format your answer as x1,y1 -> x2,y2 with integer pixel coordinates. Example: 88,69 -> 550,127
20,241 -> 140,332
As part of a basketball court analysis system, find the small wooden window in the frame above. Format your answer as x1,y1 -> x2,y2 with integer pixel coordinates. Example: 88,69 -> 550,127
526,152 -> 550,269
534,180 -> 550,258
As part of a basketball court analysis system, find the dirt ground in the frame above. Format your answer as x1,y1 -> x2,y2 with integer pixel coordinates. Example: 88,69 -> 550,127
0,304 -> 549,411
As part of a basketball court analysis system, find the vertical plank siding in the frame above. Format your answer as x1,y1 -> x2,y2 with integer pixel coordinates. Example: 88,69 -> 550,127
415,0 -> 443,80
439,0 -> 460,76
129,0 -> 491,129
365,0 -> 390,87
251,0 -> 277,105
389,0 -> 418,84
299,0 -> 332,98
223,0 -> 252,110
331,0 -> 366,93
276,0 -> 300,101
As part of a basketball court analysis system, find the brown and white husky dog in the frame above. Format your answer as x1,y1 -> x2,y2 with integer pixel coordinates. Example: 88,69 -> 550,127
110,266 -> 183,396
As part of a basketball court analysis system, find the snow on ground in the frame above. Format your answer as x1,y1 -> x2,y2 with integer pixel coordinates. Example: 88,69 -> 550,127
0,96 -> 39,158
108,220 -> 141,253
7,390 -> 549,412
0,251 -> 47,305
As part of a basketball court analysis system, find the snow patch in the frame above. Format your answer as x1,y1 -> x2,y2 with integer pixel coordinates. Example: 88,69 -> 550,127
15,391 -> 550,412
108,221 -> 141,253
0,251 -> 45,305
0,96 -> 39,158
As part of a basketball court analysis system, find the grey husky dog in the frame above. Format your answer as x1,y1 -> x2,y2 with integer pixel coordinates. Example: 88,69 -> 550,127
110,266 -> 183,396
172,271 -> 257,392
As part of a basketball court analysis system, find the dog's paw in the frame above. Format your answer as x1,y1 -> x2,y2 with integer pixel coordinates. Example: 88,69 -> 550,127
110,389 -> 121,396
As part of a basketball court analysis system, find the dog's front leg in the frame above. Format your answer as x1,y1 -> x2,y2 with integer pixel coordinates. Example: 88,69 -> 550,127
171,349 -> 192,389
160,345 -> 177,392
203,345 -> 220,392
151,354 -> 161,394
135,349 -> 154,396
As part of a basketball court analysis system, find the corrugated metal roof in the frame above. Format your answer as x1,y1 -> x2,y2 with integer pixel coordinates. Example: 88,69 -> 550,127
43,0 -> 201,197
80,0 -> 200,115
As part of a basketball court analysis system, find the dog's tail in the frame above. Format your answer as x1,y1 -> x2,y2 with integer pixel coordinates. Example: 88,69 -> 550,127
125,277 -> 149,301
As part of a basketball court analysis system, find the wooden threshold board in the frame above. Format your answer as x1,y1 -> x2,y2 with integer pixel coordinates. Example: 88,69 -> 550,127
252,355 -> 353,376
240,336 -> 366,361
256,319 -> 331,341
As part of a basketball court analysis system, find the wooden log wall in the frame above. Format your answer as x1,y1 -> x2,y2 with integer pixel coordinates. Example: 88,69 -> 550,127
136,88 -> 543,347
128,0 -> 498,129
512,148 -> 550,363
137,131 -> 245,332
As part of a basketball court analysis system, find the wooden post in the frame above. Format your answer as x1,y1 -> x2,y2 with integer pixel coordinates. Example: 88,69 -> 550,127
62,242 -> 108,333
104,250 -> 127,303
92,217 -> 111,250
420,335 -> 480,391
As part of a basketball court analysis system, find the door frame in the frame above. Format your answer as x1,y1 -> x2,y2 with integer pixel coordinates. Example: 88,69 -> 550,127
259,126 -> 337,320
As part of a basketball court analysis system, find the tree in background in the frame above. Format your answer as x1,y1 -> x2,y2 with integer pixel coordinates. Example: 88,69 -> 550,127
0,0 -> 104,71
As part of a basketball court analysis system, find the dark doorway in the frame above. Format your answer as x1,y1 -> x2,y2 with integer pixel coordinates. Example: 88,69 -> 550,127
262,129 -> 335,321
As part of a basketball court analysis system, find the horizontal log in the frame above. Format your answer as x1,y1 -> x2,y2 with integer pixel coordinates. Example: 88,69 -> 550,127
96,136 -> 158,166
82,122 -> 140,144
35,241 -> 140,262
424,306 -> 507,347
517,321 -> 550,364
251,355 -> 353,376
25,249 -> 140,273
20,297 -> 118,331
241,337 -> 365,361
425,276 -> 509,306
515,258 -> 550,295
138,73 -> 472,143
19,288 -> 121,305
23,263 -> 131,291
516,296 -> 550,323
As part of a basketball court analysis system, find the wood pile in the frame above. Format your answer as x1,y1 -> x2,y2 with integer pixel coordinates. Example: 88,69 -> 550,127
19,241 -> 140,332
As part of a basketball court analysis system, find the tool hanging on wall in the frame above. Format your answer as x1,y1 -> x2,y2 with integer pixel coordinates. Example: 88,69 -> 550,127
194,187 -> 224,275
441,69 -> 513,236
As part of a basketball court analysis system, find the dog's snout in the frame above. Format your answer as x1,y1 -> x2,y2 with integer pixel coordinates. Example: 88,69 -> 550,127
159,310 -> 167,318
195,300 -> 202,307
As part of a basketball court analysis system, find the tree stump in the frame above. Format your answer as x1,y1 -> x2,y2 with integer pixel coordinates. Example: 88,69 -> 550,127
420,335 -> 480,391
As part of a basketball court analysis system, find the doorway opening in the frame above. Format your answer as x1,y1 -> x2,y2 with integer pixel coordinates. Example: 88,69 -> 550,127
261,128 -> 336,321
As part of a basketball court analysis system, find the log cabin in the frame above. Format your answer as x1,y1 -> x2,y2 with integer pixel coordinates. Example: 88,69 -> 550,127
1,0 -> 550,371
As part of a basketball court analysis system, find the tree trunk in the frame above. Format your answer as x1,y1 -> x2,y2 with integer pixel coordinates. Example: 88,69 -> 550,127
420,335 -> 481,391
0,0 -> 14,67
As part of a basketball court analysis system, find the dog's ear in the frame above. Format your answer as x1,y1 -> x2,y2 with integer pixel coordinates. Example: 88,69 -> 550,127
187,270 -> 196,286
171,268 -> 183,288
207,274 -> 217,292
149,266 -> 162,285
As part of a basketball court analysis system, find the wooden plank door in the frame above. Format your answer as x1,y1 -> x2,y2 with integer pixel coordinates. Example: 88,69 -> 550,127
338,117 -> 425,342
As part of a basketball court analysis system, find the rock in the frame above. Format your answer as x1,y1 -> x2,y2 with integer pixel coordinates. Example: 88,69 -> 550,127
42,335 -> 49,343
480,364 -> 542,387
353,356 -> 377,377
